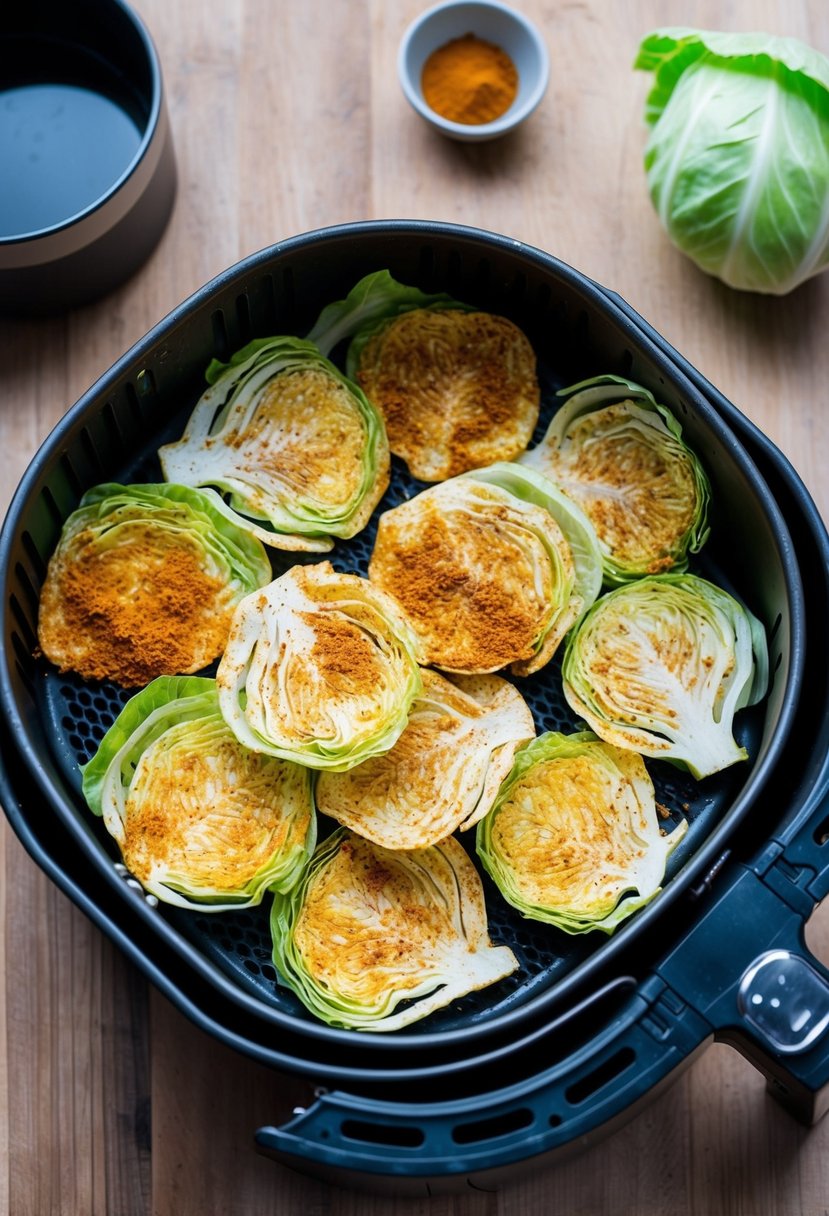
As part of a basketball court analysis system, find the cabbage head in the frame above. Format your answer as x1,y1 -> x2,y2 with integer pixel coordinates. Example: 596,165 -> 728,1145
476,731 -> 688,934
562,573 -> 769,779
270,828 -> 518,1031
81,676 -> 316,910
635,29 -> 829,294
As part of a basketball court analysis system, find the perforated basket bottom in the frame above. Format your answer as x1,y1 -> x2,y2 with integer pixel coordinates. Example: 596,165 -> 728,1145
36,349 -> 755,1037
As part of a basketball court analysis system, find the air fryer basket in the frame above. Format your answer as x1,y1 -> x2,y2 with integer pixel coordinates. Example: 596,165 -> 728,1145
3,222 -> 829,1190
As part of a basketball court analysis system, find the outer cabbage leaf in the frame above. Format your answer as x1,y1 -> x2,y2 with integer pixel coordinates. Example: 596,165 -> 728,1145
305,269 -> 469,363
37,481 -> 272,686
270,828 -> 518,1031
368,468 -> 600,677
158,336 -> 389,551
308,270 -> 539,481
562,573 -> 769,779
216,561 -> 421,770
635,29 -> 829,294
520,375 -> 711,583
316,670 -> 536,849
81,676 -> 316,910
476,731 -> 688,934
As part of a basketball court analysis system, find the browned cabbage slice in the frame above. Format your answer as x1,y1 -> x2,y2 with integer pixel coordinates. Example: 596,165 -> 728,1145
368,467 -> 601,676
354,308 -> 539,481
316,669 -> 535,849
270,829 -> 518,1030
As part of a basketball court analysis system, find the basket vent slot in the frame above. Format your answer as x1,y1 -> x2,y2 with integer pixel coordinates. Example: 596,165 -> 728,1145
21,530 -> 48,582
451,1106 -> 533,1145
136,369 -> 157,400
341,1120 -> 425,1149
235,292 -> 252,344
58,451 -> 84,499
565,1046 -> 636,1105
418,243 -> 437,288
12,564 -> 39,631
11,612 -> 36,669
211,309 -> 230,363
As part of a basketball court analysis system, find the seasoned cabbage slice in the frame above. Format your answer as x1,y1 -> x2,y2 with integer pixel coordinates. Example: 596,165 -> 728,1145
158,336 -> 389,551
307,268 -> 539,481
521,375 -> 711,584
270,829 -> 518,1031
562,573 -> 769,779
316,669 -> 536,849
368,463 -> 602,676
81,676 -> 316,910
37,481 -> 272,686
216,562 -> 421,770
476,731 -> 688,934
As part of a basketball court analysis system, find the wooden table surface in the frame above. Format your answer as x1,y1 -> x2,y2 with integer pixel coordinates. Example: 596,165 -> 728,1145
3,1 -> 829,1212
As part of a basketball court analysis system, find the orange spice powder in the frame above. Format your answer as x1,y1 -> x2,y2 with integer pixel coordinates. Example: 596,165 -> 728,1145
421,32 -> 519,125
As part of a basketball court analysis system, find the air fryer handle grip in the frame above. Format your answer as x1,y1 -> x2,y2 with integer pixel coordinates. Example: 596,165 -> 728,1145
656,783 -> 829,1125
255,985 -> 711,1189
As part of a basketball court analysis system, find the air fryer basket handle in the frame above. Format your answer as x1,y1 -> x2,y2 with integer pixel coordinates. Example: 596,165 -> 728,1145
255,983 -> 712,1188
655,770 -> 829,1126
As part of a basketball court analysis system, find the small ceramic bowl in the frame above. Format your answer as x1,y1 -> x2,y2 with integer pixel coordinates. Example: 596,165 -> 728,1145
398,0 -> 549,142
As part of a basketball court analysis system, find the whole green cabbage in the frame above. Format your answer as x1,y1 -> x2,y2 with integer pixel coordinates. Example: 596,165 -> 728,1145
635,29 -> 829,294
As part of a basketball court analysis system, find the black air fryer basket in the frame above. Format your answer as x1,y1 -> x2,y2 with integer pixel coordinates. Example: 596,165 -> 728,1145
3,222 -> 829,1194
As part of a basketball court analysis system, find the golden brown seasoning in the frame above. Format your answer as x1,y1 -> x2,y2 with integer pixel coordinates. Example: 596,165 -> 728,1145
38,529 -> 233,686
369,507 -> 541,671
303,610 -> 384,694
122,734 -> 302,890
357,309 -> 539,481
421,33 -> 518,125
239,367 -> 369,506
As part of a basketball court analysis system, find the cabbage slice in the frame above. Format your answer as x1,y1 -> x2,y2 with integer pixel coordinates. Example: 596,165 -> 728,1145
562,573 -> 769,779
634,29 -> 829,294
37,481 -> 272,686
159,336 -> 389,551
270,828 -> 518,1031
316,670 -> 536,849
308,269 -> 539,481
368,464 -> 602,677
81,676 -> 316,910
216,561 -> 421,770
476,731 -> 688,934
521,375 -> 710,584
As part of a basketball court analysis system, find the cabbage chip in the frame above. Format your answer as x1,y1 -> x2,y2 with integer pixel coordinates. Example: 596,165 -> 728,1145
37,481 -> 272,686
635,29 -> 829,294
368,463 -> 602,677
562,573 -> 769,779
158,336 -> 389,551
316,669 -> 536,850
216,561 -> 421,770
270,828 -> 519,1031
520,375 -> 711,584
477,731 -> 688,934
80,676 -> 316,910
307,269 -> 539,481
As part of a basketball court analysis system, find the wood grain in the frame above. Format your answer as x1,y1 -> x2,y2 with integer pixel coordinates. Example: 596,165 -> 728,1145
2,2 -> 829,1212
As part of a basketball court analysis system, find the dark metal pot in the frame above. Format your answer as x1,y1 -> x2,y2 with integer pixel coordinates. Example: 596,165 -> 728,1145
0,0 -> 176,312
2,221 -> 828,1193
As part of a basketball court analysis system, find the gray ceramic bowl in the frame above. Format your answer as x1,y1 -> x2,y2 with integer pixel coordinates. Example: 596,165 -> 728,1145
398,0 -> 549,142
0,0 -> 176,313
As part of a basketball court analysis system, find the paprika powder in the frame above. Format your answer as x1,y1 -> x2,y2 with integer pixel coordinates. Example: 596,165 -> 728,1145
421,32 -> 519,125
